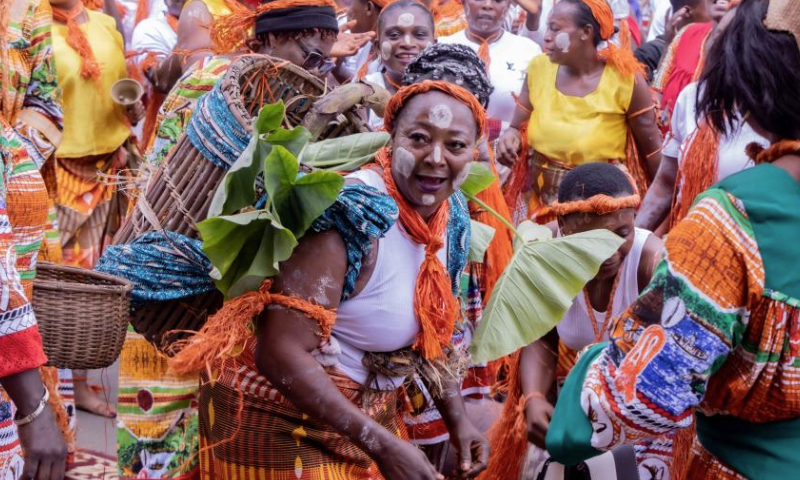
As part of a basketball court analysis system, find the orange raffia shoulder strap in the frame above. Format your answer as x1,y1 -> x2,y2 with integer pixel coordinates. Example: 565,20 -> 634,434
169,279 -> 336,376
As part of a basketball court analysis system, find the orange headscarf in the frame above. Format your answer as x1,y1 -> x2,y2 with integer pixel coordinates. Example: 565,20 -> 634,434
581,0 -> 644,79
379,81 -> 486,360
211,0 -> 338,53
52,4 -> 103,84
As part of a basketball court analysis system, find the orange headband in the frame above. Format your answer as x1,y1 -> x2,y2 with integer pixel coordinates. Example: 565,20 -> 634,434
551,193 -> 641,216
382,80 -> 487,139
211,0 -> 338,53
580,0 -> 645,79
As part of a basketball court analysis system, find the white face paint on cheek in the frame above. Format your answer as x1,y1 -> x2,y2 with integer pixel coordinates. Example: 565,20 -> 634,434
393,147 -> 416,178
452,163 -> 470,190
421,194 -> 436,206
555,32 -> 571,53
381,41 -> 392,61
428,104 -> 453,129
397,13 -> 415,27
432,145 -> 442,164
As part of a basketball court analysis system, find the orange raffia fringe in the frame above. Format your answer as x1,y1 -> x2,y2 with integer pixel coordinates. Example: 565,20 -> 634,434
168,280 -> 336,376
135,0 -> 149,26
581,0 -> 645,79
465,30 -> 502,72
472,151 -> 514,302
52,4 -> 103,84
625,128 -> 651,196
502,122 -> 531,217
40,367 -> 77,455
0,0 -> 10,122
379,80 -> 486,359
478,351 -> 529,480
211,0 -> 337,53
747,139 -> 800,165
377,148 -> 458,360
551,193 -> 641,216
671,122 -> 718,227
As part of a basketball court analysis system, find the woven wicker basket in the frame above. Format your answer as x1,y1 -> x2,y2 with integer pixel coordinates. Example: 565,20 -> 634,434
115,55 -> 367,354
32,263 -> 132,370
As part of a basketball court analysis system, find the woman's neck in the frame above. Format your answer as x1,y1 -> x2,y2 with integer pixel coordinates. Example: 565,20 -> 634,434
383,69 -> 404,92
561,50 -> 604,78
585,274 -> 617,311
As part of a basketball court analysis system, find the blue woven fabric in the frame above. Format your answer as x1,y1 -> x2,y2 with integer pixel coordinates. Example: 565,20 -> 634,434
185,82 -> 249,170
446,191 -> 470,296
311,184 -> 398,300
95,231 -> 215,306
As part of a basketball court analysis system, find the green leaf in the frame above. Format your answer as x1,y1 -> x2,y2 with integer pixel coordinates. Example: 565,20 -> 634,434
514,220 -> 553,251
469,229 -> 625,364
265,126 -> 312,158
198,210 -> 298,298
255,101 -> 285,135
208,133 -> 271,218
469,219 -> 496,263
459,162 -> 496,197
300,132 -> 390,171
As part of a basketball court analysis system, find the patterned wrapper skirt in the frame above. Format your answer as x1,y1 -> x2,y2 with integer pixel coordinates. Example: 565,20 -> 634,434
199,341 -> 406,480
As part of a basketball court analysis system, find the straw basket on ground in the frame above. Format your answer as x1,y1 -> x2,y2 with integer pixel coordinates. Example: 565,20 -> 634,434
115,55 -> 368,353
33,263 -> 132,369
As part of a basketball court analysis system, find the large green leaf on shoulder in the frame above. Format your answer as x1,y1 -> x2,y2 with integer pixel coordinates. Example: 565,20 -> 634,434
263,146 -> 344,236
469,228 -> 624,364
207,133 -> 271,218
299,131 -> 390,172
459,162 -> 496,197
198,210 -> 298,298
265,126 -> 312,158
469,219 -> 496,263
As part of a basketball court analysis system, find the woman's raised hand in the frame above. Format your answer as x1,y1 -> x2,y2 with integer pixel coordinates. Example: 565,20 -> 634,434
496,126 -> 522,167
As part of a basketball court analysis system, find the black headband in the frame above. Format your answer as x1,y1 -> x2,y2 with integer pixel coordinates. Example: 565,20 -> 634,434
255,6 -> 339,35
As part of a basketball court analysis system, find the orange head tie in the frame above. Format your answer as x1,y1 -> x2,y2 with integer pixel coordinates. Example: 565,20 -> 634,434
580,0 -> 645,79
551,193 -> 641,216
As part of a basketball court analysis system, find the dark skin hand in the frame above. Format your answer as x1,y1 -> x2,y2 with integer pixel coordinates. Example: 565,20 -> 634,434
635,153 -> 677,232
627,74 -> 662,181
1,369 -> 68,480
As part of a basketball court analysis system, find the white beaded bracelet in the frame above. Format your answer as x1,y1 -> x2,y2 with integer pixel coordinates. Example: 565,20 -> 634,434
13,389 -> 50,427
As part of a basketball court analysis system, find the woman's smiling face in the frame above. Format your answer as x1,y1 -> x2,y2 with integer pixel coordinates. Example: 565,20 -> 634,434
377,6 -> 435,77
390,91 -> 479,217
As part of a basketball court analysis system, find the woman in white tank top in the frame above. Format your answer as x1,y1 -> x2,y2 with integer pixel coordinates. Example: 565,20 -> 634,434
483,163 -> 664,480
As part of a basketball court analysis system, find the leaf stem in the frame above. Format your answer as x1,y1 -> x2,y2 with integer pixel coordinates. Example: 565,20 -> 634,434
461,190 -> 521,239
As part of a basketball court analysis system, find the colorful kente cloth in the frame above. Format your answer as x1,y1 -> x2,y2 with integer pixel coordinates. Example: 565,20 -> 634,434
547,164 -> 800,480
117,328 -> 200,480
145,57 -> 231,167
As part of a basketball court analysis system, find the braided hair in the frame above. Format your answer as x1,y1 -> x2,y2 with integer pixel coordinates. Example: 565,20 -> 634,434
401,43 -> 494,108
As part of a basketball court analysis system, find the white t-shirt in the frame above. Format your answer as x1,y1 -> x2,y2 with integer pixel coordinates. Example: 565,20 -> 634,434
647,0 -> 672,42
664,82 -> 768,184
363,71 -> 386,131
438,30 -> 541,127
130,13 -> 177,57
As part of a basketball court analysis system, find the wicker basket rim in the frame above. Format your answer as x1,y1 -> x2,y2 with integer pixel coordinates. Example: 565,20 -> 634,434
36,262 -> 133,292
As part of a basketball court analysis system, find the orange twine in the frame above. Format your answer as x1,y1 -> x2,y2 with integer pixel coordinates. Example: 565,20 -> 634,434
581,0 -> 645,79
135,0 -> 149,25
502,122 -> 531,216
671,122 -> 718,227
0,0 -> 10,122
551,192 -> 641,216
168,279 -> 336,376
52,4 -> 103,86
465,29 -> 502,72
211,0 -> 337,53
747,139 -> 800,165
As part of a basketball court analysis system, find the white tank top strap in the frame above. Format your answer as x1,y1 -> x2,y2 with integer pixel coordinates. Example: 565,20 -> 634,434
346,169 -> 386,193
556,228 -> 652,351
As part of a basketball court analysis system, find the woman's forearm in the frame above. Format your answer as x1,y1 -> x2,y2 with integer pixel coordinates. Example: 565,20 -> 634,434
0,369 -> 47,417
635,154 -> 677,231
519,329 -> 558,397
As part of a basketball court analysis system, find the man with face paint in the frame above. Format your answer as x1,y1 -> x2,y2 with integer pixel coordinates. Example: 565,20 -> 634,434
439,0 -> 541,141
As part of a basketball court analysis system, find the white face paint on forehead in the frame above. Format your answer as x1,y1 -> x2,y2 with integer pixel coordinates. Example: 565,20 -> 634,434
381,41 -> 392,61
555,31 -> 571,53
428,104 -> 453,129
393,147 -> 416,178
397,12 -> 415,27
421,194 -> 436,206
452,162 -> 470,190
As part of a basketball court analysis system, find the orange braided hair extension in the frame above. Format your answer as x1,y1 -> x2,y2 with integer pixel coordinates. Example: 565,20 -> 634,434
169,280 -> 336,375
551,192 -> 640,216
747,139 -> 800,164
671,122 -> 718,227
581,0 -> 645,79
52,4 -> 103,84
211,0 -> 337,53
380,81 -> 486,359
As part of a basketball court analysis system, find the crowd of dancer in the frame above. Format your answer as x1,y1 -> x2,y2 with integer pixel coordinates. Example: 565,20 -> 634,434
1,0 -> 799,479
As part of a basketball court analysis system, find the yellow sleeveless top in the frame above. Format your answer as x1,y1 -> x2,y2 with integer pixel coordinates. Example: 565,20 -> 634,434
53,10 -> 129,157
526,54 -> 634,166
